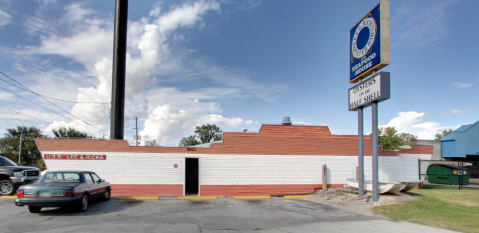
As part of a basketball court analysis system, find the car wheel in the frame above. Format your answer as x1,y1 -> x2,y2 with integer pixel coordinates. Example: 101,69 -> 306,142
77,194 -> 89,212
28,205 -> 42,213
0,180 -> 15,196
101,188 -> 110,202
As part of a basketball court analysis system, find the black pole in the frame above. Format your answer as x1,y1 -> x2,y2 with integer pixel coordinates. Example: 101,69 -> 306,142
110,0 -> 128,140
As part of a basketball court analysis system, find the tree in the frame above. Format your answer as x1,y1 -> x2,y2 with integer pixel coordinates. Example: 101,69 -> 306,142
194,124 -> 223,144
0,125 -> 48,167
52,126 -> 92,138
378,126 -> 403,150
400,133 -> 418,147
179,135 -> 200,147
144,139 -> 160,147
435,129 -> 453,140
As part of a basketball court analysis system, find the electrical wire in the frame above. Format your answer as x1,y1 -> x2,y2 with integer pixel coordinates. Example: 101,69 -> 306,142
0,35 -> 104,104
5,25 -> 33,47
0,105 -> 50,124
0,27 -> 111,135
0,86 -> 109,136
0,72 -> 108,104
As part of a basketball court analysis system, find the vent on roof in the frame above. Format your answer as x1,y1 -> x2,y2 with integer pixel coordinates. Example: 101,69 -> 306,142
243,129 -> 247,132
282,117 -> 292,125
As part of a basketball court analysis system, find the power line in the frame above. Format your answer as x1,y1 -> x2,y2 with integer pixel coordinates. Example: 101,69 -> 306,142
0,29 -> 111,136
5,25 -> 33,47
0,71 -> 108,104
0,35 -> 102,104
0,86 -> 109,136
0,105 -> 50,124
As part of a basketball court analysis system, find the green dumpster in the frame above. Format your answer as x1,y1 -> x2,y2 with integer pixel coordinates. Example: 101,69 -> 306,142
427,164 -> 469,185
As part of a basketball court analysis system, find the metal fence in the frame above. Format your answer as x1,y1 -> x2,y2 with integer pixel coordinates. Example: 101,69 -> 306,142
419,159 -> 479,189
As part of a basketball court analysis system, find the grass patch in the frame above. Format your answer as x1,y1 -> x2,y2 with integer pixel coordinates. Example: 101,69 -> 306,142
372,185 -> 479,233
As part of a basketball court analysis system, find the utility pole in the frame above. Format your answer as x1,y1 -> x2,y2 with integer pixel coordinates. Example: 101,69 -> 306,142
110,0 -> 128,140
133,117 -> 140,146
18,134 -> 23,165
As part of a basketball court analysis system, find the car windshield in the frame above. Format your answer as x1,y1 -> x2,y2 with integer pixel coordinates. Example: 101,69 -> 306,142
0,157 -> 18,166
39,172 -> 81,183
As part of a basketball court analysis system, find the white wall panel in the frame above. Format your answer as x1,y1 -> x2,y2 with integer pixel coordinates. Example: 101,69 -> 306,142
42,151 -> 431,186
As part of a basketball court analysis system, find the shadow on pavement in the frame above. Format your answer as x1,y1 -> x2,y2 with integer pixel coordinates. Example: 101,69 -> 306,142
36,198 -> 143,216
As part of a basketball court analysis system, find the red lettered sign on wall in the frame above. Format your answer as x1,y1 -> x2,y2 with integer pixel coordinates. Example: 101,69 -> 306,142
44,154 -> 107,160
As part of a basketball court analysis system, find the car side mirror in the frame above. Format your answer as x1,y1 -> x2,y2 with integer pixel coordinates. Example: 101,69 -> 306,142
100,179 -> 105,183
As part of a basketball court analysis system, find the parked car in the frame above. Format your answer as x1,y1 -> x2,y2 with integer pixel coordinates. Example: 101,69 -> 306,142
0,156 -> 40,195
14,171 -> 111,213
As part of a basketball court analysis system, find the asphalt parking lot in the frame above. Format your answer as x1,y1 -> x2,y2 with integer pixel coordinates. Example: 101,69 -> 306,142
0,197 -> 458,233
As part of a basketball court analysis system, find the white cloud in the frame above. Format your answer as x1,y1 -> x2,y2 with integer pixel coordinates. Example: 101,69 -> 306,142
394,0 -> 458,47
0,91 -> 14,101
450,82 -> 473,88
157,0 -> 220,34
449,109 -> 471,116
149,4 -> 161,17
8,1 -> 285,144
140,104 -> 244,145
382,111 -> 455,139
65,3 -> 94,21
0,9 -> 11,26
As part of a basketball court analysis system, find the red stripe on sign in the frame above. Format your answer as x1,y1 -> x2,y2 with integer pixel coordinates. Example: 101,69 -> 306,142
44,154 -> 107,160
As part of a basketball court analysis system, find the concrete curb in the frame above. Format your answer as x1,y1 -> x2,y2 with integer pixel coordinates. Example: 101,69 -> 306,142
234,196 -> 271,200
284,195 -> 314,199
0,196 -> 17,199
177,196 -> 217,200
117,196 -> 159,200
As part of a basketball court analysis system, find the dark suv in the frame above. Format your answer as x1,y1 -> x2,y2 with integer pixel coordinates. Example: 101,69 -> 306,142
0,156 -> 40,195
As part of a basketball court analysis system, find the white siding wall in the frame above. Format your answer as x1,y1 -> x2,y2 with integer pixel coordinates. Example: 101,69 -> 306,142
42,152 -> 431,185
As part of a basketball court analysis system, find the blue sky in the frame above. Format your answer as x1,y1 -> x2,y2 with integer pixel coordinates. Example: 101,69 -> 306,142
0,0 -> 478,145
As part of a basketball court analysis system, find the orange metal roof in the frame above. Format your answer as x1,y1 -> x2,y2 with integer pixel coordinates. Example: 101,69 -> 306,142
35,125 -> 433,156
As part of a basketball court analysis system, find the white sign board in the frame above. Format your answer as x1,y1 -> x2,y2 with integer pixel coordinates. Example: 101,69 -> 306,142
348,72 -> 390,111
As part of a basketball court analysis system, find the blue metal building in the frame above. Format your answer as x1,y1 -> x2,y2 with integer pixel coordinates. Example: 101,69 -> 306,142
441,120 -> 479,160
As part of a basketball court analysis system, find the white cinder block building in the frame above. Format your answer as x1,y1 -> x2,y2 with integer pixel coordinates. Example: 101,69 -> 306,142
35,124 -> 432,196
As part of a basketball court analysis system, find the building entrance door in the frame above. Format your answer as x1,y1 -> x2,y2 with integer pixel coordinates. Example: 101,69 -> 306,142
185,158 -> 199,196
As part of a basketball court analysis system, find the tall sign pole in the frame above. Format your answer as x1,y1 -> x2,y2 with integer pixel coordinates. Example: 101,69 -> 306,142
358,106 -> 364,197
348,1 -> 390,202
110,0 -> 129,140
372,101 -> 379,201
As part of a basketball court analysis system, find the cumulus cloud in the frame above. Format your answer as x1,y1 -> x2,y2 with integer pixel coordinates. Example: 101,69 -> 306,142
157,0 -> 220,34
381,111 -> 456,139
14,1 -> 269,143
140,104 -> 245,145
450,82 -> 473,88
0,9 -> 11,26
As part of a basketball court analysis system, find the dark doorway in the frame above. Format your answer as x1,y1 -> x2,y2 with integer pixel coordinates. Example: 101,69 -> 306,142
185,158 -> 199,195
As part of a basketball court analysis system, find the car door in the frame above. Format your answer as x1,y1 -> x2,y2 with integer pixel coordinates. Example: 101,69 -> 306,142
90,173 -> 106,197
84,173 -> 99,199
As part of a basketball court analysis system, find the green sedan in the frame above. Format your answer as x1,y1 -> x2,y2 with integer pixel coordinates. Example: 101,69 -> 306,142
14,171 -> 111,213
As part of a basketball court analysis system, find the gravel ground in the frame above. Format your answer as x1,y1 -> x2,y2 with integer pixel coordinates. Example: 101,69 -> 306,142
309,187 -> 417,206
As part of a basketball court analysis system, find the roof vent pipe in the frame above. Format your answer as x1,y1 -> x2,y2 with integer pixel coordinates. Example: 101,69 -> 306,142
282,117 -> 292,125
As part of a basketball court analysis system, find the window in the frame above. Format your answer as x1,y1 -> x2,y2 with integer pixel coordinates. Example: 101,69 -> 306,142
91,173 -> 101,183
84,173 -> 94,184
0,157 -> 17,166
40,172 -> 81,183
